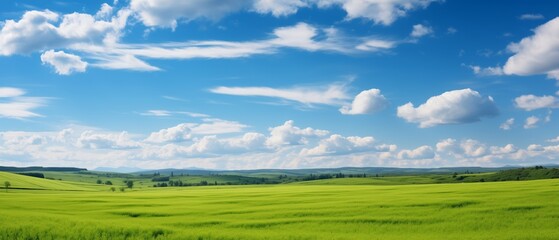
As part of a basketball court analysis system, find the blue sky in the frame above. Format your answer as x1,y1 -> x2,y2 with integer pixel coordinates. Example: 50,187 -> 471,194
1,0 -> 559,170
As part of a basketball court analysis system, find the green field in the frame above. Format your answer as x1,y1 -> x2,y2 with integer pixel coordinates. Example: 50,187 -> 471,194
1,171 -> 559,239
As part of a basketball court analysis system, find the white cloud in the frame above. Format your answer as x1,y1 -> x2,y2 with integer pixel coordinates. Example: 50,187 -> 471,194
0,10 -> 61,56
145,123 -> 192,143
0,8 -> 129,56
252,0 -> 308,16
266,120 -> 329,147
191,118 -> 248,135
89,54 -> 160,71
129,0 -> 247,29
0,87 -> 25,98
524,116 -> 540,129
271,22 -> 322,51
514,94 -> 559,111
1,5 -> 406,73
397,145 -> 434,159
547,136 -> 559,143
503,17 -> 559,80
40,50 -> 87,75
467,65 -> 504,76
140,110 -> 210,118
0,87 -> 46,119
435,138 -> 489,158
356,39 -> 396,51
145,119 -> 248,143
410,24 -> 433,38
460,139 -> 487,157
141,110 -> 172,117
500,118 -> 514,130
210,82 -> 350,106
339,88 -> 388,115
301,134 -> 376,156
397,88 -> 498,128
77,131 -> 139,149
70,22 -> 398,72
96,3 -> 114,20
4,124 -> 559,169
519,14 -> 544,20
128,0 -> 437,29
315,0 -> 438,26
490,144 -> 517,155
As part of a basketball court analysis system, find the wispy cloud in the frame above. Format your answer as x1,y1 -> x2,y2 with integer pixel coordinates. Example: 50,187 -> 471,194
140,110 -> 210,118
0,87 -> 47,119
519,14 -> 544,20
210,81 -> 351,107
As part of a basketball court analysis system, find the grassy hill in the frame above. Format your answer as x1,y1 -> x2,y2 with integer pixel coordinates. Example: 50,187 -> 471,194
0,172 -> 101,191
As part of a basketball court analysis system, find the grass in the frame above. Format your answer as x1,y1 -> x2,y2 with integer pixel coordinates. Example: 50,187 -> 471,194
1,172 -> 558,239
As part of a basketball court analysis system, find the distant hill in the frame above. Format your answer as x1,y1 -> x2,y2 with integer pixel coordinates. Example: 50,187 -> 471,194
485,166 -> 559,181
0,166 -> 87,172
132,166 -> 520,178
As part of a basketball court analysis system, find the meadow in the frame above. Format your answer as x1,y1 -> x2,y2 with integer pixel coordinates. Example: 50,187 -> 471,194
1,171 -> 559,239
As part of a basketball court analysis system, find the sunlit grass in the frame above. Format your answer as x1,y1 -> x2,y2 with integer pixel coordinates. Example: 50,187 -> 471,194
1,172 -> 558,239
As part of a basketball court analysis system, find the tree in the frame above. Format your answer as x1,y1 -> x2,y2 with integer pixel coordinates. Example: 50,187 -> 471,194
96,179 -> 102,184
126,180 -> 134,188
110,187 -> 116,192
4,181 -> 10,192
105,180 -> 112,185
119,187 -> 125,192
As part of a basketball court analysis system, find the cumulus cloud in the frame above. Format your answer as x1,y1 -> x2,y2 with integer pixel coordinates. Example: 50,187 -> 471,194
0,7 -> 129,56
460,139 -> 487,157
410,24 -> 433,38
266,120 -> 329,147
339,88 -> 388,115
315,0 -> 438,26
77,131 -> 139,149
524,116 -> 540,129
1,4 -> 407,73
40,50 -> 87,75
253,0 -> 308,16
503,17 -> 559,80
0,87 -> 46,119
490,144 -> 517,155
500,118 -> 514,130
4,123 -> 559,169
145,123 -> 193,143
128,0 -> 438,28
514,94 -> 559,111
397,145 -> 434,159
301,134 -> 376,156
145,119 -> 248,143
397,88 -> 498,128
435,138 -> 489,159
